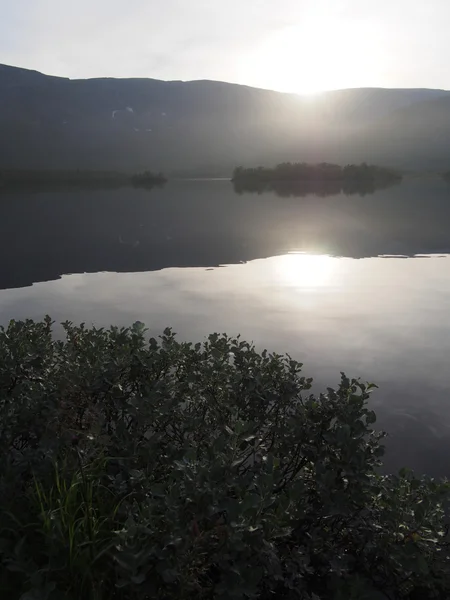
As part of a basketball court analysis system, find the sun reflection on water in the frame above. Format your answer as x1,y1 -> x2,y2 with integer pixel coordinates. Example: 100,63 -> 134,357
275,252 -> 335,289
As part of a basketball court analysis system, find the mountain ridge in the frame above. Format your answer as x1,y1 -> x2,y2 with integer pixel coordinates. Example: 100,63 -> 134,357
1,63 -> 450,173
2,62 -> 449,94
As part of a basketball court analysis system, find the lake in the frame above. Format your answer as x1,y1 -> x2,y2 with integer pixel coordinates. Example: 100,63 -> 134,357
1,178 -> 450,477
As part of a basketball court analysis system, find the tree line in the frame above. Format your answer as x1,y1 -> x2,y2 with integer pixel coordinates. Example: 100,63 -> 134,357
232,162 -> 402,183
0,169 -> 167,191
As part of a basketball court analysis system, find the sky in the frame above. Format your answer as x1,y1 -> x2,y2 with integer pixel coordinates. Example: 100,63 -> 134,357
2,0 -> 450,94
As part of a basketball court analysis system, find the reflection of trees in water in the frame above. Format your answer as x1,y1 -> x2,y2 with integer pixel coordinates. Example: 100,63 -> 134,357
232,163 -> 403,197
342,178 -> 402,196
233,178 -> 401,197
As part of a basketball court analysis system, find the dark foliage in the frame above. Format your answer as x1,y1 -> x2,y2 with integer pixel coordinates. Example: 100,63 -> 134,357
130,170 -> 167,188
0,318 -> 448,599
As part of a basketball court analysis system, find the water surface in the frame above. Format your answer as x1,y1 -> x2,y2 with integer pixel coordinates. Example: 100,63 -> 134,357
1,179 -> 450,476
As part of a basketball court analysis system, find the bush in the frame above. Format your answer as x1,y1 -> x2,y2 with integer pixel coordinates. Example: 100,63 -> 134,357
0,318 -> 449,600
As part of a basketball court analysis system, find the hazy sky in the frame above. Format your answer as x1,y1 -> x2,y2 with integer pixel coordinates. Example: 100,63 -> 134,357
2,0 -> 450,93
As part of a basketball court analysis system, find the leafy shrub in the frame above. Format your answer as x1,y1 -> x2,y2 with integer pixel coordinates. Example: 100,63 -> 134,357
0,318 -> 448,599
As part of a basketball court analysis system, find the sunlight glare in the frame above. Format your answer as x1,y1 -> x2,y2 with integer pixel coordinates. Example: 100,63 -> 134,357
242,15 -> 383,95
275,253 -> 335,289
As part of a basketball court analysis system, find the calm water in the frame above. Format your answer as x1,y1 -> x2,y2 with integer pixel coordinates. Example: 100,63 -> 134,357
2,178 -> 450,476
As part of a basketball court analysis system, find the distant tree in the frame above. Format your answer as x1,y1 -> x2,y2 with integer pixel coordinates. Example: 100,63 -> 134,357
0,169 -> 167,191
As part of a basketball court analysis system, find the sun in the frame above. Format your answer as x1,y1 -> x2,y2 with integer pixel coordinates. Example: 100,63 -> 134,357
241,15 -> 382,95
274,252 -> 335,289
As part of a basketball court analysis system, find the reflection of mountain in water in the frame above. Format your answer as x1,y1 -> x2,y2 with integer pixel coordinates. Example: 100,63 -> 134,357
1,178 -> 450,290
233,178 -> 401,197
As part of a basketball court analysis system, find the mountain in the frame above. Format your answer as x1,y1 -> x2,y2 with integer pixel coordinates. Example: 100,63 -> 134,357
360,95 -> 450,170
1,63 -> 449,173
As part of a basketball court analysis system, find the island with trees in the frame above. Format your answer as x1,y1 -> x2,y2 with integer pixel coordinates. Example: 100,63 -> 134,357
0,317 -> 449,600
232,162 -> 403,197
0,169 -> 167,192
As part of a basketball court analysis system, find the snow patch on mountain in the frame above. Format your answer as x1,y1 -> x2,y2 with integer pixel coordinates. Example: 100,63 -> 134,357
112,107 -> 134,119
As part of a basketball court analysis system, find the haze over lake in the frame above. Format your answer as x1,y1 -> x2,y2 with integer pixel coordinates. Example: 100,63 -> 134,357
2,178 -> 450,476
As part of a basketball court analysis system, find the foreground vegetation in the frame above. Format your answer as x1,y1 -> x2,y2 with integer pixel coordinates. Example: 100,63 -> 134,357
0,169 -> 167,191
232,163 -> 402,196
0,319 -> 449,599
